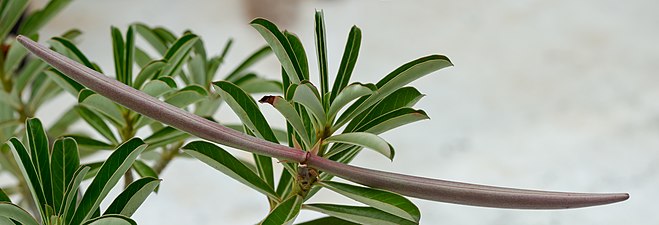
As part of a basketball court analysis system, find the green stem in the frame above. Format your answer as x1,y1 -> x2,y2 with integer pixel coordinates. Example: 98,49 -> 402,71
152,141 -> 183,174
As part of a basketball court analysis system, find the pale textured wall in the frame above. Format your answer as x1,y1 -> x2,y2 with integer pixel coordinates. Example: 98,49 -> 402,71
30,0 -> 658,224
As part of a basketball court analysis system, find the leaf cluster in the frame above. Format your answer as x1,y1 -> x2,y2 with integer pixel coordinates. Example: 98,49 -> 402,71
1,118 -> 158,225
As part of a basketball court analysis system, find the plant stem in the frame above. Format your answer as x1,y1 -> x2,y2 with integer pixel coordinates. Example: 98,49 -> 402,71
153,141 -> 183,174
18,35 -> 629,209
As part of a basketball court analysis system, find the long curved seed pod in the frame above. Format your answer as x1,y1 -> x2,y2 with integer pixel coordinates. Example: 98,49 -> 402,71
17,35 -> 628,209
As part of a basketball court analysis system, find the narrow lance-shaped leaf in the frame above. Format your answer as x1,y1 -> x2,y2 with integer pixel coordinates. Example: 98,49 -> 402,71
0,202 -> 39,225
259,96 -> 312,150
250,18 -> 304,83
104,177 -> 160,217
0,0 -> 28,41
133,23 -> 168,55
213,81 -> 277,188
17,0 -> 73,36
4,37 -> 30,73
347,86 -> 424,132
6,138 -> 47,219
296,216 -> 358,225
327,83 -> 373,121
225,45 -> 272,82
324,132 -> 394,160
132,160 -> 159,183
111,26 -> 126,84
18,35 -> 629,210
284,31 -> 309,80
160,34 -> 199,77
70,138 -> 147,225
320,181 -> 420,222
293,83 -> 326,129
75,106 -> 119,145
133,60 -> 167,89
334,55 -> 452,131
181,141 -> 278,199
78,89 -> 126,127
314,9 -> 329,95
81,214 -> 137,225
124,25 -> 135,87
261,196 -> 303,225
304,204 -> 417,225
330,26 -> 362,103
62,166 -> 90,221
26,118 -> 54,207
359,108 -> 429,134
50,137 -> 80,214
0,188 -> 10,202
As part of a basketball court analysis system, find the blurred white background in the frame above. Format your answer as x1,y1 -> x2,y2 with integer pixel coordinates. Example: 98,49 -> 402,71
26,0 -> 658,224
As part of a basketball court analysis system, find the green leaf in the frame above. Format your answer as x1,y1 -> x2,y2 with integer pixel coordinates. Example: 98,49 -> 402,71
234,73 -> 283,94
28,74 -> 62,112
0,188 -> 10,202
26,118 -> 54,207
284,31 -> 309,80
314,9 -> 329,95
48,106 -> 80,137
320,181 -> 420,222
78,89 -> 126,127
293,83 -> 326,128
160,34 -> 199,77
213,81 -> 278,187
50,137 -> 80,214
324,132 -> 394,160
75,106 -> 119,145
0,0 -> 28,41
346,87 -> 424,132
81,214 -> 137,225
50,36 -> 97,70
133,23 -> 168,55
111,26 -> 126,84
4,38 -> 29,74
70,138 -> 147,225
358,108 -> 429,134
0,202 -> 39,225
105,177 -> 160,217
152,27 -> 177,44
250,18 -> 304,83
17,0 -> 73,36
62,166 -> 90,221
164,85 -> 208,108
296,216 -> 358,225
65,135 -> 114,151
133,60 -> 167,89
15,57 -> 48,93
261,195 -> 303,225
327,83 -> 373,120
134,47 -> 153,68
46,69 -> 85,96
124,26 -> 135,87
226,46 -> 272,82
140,76 -> 177,98
304,204 -> 417,225
143,126 -> 189,152
334,55 -> 451,130
6,138 -> 47,219
330,26 -> 362,103
181,141 -> 278,199
187,53 -> 206,86
132,160 -> 158,180
259,96 -> 312,149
